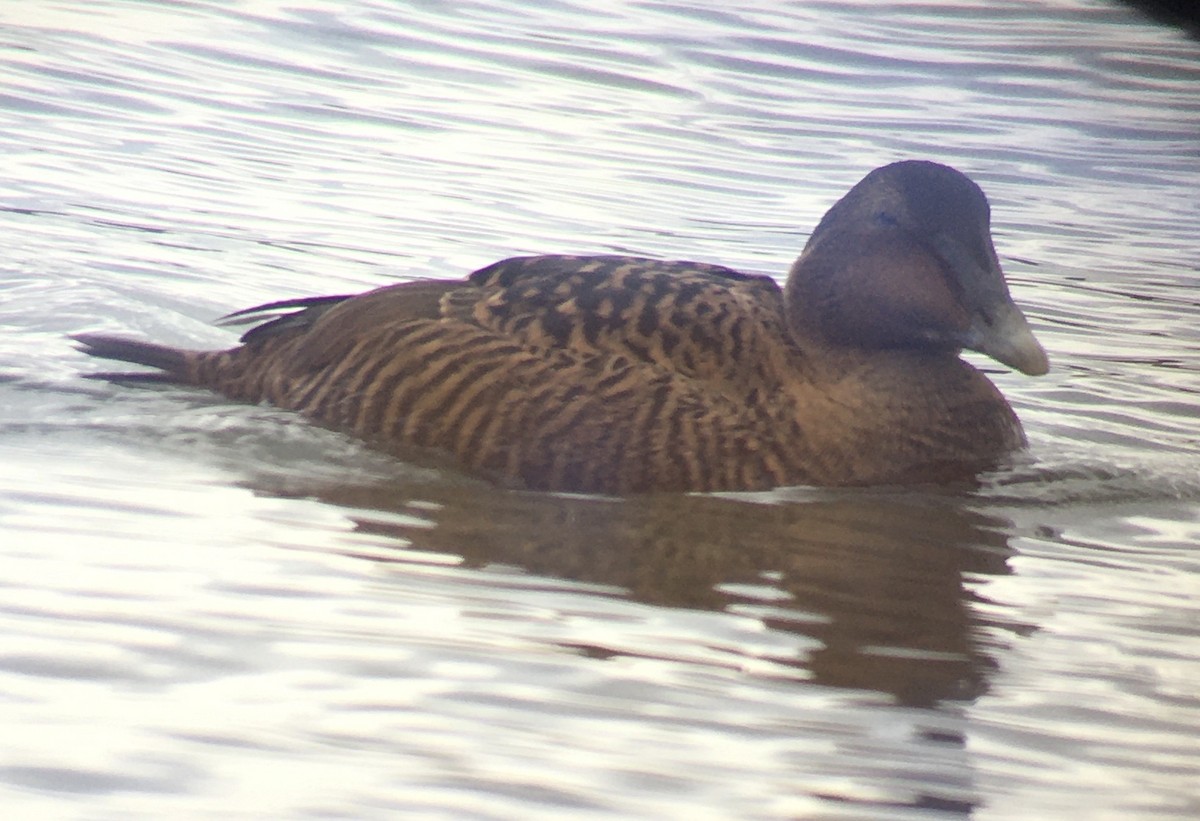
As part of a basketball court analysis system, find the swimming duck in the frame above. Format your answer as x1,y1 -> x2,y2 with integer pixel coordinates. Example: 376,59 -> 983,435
75,160 -> 1048,493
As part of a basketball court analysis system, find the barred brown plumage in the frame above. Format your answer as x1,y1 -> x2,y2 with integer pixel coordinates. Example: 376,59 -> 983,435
74,161 -> 1049,494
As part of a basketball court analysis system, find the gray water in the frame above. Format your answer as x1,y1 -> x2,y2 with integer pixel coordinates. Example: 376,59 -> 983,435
1,1 -> 1198,818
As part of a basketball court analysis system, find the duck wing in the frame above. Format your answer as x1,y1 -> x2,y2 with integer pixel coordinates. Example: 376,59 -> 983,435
455,255 -> 795,393
246,255 -> 796,394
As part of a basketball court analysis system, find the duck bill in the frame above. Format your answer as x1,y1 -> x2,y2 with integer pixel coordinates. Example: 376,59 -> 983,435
929,233 -> 1049,376
966,299 -> 1049,376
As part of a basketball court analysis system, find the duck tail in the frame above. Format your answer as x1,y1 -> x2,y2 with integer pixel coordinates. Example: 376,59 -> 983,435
72,333 -> 196,383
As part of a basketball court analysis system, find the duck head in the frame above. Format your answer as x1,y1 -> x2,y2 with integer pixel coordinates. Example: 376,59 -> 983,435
786,160 -> 1049,376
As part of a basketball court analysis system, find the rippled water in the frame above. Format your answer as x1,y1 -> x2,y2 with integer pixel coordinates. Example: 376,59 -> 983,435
1,0 -> 1198,818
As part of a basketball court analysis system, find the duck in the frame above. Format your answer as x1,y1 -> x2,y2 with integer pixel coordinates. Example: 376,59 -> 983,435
75,160 -> 1049,494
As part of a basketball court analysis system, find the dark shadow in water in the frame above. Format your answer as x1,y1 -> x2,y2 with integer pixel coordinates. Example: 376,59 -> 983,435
1116,0 -> 1200,39
253,475 -> 1025,710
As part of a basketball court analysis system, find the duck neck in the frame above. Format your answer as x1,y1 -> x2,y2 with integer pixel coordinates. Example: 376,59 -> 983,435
771,330 -> 1025,484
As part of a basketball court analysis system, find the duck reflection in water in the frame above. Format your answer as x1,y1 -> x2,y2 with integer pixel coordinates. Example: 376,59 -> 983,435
259,476 -> 1020,709
247,472 -> 1023,818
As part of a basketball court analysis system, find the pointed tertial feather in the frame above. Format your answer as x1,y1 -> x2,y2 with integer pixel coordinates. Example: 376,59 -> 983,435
217,295 -> 354,325
216,295 -> 354,344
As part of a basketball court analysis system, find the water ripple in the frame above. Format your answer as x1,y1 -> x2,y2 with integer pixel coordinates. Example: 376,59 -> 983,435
1,0 -> 1198,818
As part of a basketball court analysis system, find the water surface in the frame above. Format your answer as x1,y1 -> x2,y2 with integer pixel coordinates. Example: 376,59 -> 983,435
1,1 -> 1198,818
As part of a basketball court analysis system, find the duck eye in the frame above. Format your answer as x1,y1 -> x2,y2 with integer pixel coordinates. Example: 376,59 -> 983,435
875,210 -> 898,227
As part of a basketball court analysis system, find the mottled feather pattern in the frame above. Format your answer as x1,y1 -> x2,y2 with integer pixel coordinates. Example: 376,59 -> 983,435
463,255 -> 799,394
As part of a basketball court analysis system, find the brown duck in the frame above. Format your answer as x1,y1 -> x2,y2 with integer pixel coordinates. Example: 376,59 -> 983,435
76,160 -> 1049,494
